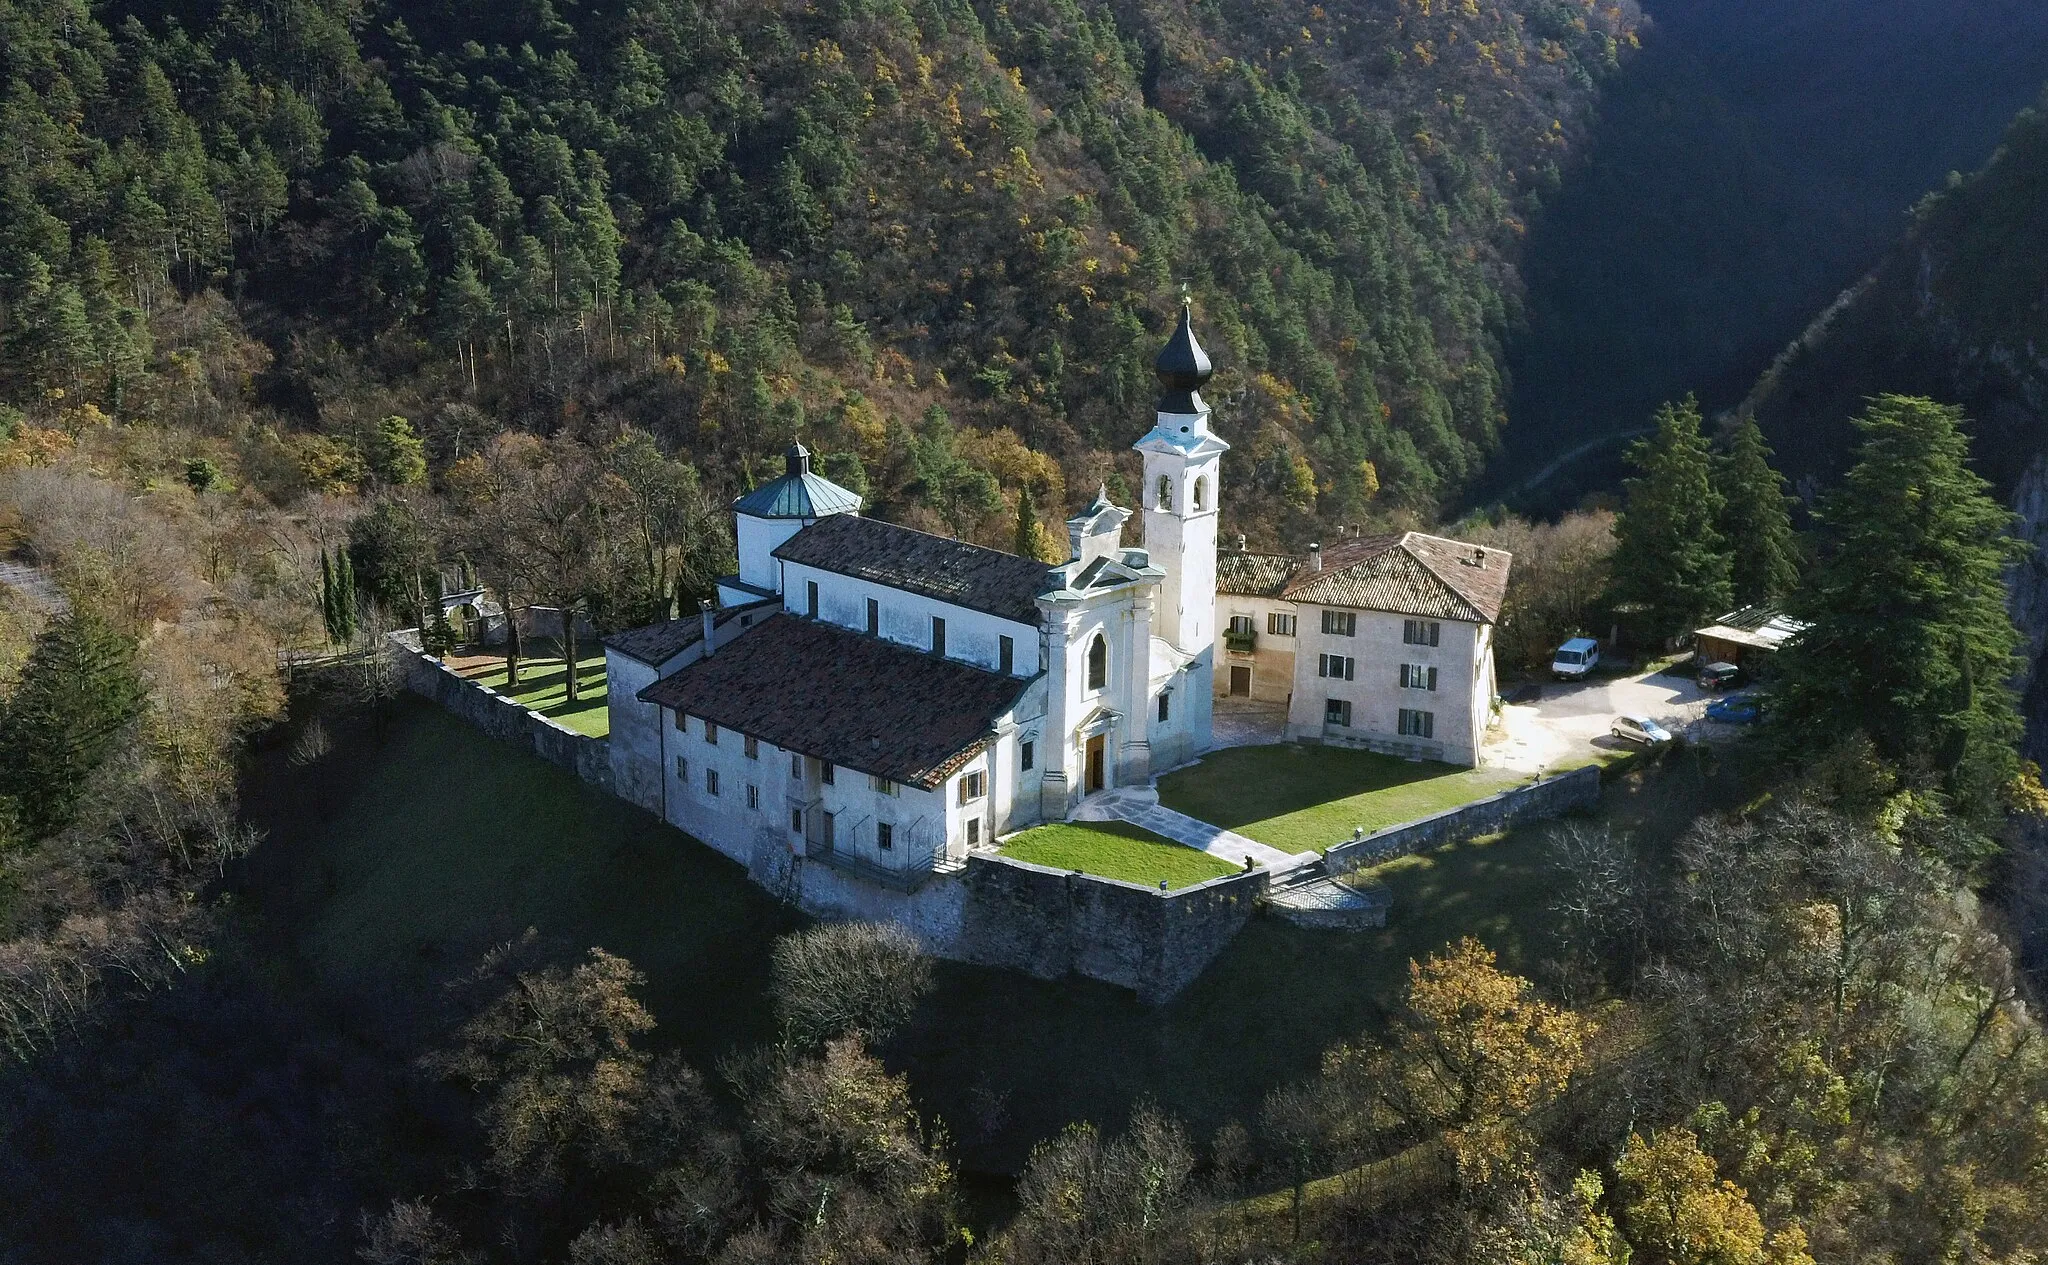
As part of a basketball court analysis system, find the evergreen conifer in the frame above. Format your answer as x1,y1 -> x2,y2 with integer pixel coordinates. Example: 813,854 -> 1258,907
1607,398 -> 1733,642
1770,396 -> 2027,822
1715,416 -> 1800,606
0,609 -> 148,841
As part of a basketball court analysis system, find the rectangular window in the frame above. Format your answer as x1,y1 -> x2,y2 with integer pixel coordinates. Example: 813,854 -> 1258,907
821,811 -> 835,846
675,755 -> 688,780
790,754 -> 803,782
1020,740 -> 1035,772
706,769 -> 720,796
791,806 -> 804,834
1399,709 -> 1437,738
1403,619 -> 1442,647
820,761 -> 835,786
1399,664 -> 1439,691
1324,698 -> 1353,727
960,770 -> 985,803
703,720 -> 718,746
1227,614 -> 1255,635
931,616 -> 946,657
866,597 -> 879,635
999,635 -> 1014,675
806,580 -> 819,618
877,821 -> 894,851
744,735 -> 759,760
1267,612 -> 1297,637
1321,610 -> 1357,637
673,710 -> 687,731
966,817 -> 982,848
871,775 -> 898,796
1157,692 -> 1171,723
746,784 -> 760,810
1317,653 -> 1355,681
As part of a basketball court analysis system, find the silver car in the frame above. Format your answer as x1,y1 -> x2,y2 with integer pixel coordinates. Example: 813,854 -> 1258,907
1611,714 -> 1673,746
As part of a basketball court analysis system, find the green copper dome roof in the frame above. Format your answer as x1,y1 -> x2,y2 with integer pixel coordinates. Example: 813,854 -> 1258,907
731,443 -> 863,519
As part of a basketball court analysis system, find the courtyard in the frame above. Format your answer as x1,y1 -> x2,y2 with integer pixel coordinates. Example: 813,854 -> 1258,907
1156,742 -> 1528,855
996,820 -> 1240,889
448,642 -> 611,737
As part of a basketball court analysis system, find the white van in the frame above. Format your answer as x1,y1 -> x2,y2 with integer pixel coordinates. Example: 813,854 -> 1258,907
1551,637 -> 1600,681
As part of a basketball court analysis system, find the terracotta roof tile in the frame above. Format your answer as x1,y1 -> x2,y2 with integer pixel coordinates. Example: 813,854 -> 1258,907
1220,532 -> 1511,623
637,614 -> 1029,789
774,514 -> 1052,624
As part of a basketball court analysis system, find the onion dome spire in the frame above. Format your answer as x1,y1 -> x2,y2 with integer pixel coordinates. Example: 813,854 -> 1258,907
1154,295 -> 1213,414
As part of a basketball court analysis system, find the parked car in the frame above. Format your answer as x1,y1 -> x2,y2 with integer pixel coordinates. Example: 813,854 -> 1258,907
1612,714 -> 1674,746
1552,637 -> 1601,681
1698,660 -> 1743,691
1706,694 -> 1763,725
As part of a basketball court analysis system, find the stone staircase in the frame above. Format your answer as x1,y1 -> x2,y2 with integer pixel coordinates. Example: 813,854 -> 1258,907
1265,865 -> 1391,929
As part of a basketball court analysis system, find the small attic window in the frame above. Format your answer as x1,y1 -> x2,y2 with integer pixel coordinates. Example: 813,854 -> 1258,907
1179,425 -> 1190,433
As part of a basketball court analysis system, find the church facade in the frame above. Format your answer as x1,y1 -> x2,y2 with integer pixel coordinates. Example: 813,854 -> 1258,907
604,305 -> 1228,882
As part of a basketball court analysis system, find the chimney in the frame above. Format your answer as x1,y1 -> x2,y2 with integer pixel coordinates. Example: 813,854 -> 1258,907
1309,543 -> 1323,572
1235,533 -> 1247,553
699,599 -> 717,656
1471,547 -> 1486,569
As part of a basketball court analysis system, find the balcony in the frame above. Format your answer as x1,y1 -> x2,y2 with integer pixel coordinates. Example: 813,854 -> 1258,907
1223,630 -> 1258,655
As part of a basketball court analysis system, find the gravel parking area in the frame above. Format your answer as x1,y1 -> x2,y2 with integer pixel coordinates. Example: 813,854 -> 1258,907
1484,666 -> 1724,773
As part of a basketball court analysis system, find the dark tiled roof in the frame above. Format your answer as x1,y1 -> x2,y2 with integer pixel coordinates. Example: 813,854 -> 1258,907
1218,532 -> 1512,623
774,514 -> 1052,625
602,600 -> 777,667
638,614 -> 1029,789
1216,552 -> 1299,597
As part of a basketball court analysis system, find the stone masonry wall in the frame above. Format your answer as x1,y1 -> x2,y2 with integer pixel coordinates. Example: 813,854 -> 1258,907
954,854 -> 1269,1002
1323,764 -> 1599,875
390,633 -> 614,795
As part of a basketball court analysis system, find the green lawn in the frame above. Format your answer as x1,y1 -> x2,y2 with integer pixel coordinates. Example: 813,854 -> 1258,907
1157,744 -> 1527,854
998,821 -> 1239,890
456,647 -> 610,737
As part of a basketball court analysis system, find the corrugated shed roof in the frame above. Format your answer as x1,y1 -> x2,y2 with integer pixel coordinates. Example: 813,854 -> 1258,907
1217,532 -> 1512,623
775,514 -> 1052,625
638,614 -> 1029,789
602,599 -> 777,667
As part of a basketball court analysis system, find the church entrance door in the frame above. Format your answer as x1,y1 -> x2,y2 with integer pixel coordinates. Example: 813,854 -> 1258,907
1085,735 -> 1106,793
1229,666 -> 1252,696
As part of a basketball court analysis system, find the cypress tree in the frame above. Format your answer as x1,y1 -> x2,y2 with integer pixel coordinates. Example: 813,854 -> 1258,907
1606,398 -> 1733,642
0,609 -> 148,841
1015,484 -> 1040,559
335,550 -> 359,641
320,549 -> 339,644
1716,415 -> 1800,606
1769,396 -> 2027,822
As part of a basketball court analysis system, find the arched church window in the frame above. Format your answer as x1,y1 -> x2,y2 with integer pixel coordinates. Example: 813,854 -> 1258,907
1192,476 -> 1207,512
1087,633 -> 1108,691
1156,475 -> 1172,510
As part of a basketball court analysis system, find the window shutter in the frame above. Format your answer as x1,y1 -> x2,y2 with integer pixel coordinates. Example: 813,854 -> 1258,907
1427,666 -> 1438,691
1345,656 -> 1355,681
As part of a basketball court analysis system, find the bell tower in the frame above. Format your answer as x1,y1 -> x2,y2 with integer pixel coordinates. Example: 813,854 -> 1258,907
1134,299 -> 1228,657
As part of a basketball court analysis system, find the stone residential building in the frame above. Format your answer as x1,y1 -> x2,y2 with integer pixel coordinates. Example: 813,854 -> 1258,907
1214,531 -> 1511,766
603,303 -> 1228,883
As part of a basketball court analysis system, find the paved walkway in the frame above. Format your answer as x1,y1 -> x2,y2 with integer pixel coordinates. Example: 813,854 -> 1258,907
0,560 -> 68,616
1073,786 -> 1318,875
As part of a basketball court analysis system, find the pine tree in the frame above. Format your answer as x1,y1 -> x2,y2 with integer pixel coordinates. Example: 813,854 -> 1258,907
1770,396 -> 2027,821
0,609 -> 149,841
1607,398 -> 1733,642
1716,415 -> 1800,606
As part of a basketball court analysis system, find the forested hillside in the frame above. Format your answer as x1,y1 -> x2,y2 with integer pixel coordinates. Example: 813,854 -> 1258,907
0,0 -> 1640,544
1740,87 -> 2048,499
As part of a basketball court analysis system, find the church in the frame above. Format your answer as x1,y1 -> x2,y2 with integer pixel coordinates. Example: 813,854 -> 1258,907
603,304 -> 1228,883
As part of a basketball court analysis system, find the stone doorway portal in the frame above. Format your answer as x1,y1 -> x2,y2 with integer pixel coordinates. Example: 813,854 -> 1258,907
1085,734 -> 1107,793
1229,665 -> 1252,696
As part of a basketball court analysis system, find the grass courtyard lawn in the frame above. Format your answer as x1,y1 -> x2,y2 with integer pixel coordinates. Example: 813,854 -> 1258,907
1156,743 -> 1527,854
998,821 -> 1238,890
455,644 -> 610,738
